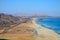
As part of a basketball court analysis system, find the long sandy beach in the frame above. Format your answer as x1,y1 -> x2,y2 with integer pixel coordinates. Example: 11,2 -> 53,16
0,18 -> 60,40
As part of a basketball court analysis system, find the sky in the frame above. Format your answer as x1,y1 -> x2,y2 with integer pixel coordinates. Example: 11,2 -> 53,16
0,0 -> 60,16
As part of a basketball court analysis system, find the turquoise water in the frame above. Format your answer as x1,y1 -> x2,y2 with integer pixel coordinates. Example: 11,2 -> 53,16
36,18 -> 60,34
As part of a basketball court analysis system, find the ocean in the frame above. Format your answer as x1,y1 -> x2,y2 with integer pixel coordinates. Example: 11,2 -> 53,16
35,18 -> 60,34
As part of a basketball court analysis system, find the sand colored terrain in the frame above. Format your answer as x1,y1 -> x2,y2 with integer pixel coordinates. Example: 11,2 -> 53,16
0,19 -> 60,40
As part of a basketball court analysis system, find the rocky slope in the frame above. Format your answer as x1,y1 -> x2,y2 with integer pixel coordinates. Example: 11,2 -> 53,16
0,13 -> 21,33
0,13 -> 33,34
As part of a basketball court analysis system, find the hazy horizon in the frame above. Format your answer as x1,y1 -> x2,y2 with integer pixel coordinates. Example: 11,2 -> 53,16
0,0 -> 60,16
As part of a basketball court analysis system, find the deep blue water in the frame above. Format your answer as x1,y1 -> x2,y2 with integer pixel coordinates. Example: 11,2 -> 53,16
36,18 -> 60,34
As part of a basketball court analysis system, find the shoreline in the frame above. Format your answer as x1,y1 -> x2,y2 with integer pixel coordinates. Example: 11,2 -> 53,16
33,18 -> 60,34
32,18 -> 60,40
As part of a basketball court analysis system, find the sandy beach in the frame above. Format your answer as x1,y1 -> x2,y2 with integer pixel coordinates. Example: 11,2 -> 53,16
0,18 -> 60,40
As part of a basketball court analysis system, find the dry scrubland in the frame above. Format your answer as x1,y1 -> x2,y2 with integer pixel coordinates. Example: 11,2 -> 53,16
0,13 -> 60,40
